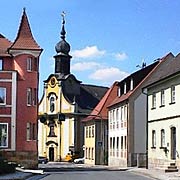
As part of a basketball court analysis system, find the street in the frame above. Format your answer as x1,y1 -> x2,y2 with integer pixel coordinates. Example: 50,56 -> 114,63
28,171 -> 154,180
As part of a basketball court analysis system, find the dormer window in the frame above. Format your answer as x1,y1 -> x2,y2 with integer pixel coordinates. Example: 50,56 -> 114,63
124,82 -> 127,94
130,78 -> 133,90
118,87 -> 121,97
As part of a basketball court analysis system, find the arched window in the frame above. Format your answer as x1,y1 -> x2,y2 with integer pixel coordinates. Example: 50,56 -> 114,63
50,96 -> 55,112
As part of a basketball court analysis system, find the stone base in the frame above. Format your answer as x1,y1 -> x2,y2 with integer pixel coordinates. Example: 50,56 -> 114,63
0,151 -> 38,169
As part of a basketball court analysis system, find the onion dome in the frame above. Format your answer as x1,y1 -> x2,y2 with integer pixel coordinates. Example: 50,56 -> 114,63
55,12 -> 70,55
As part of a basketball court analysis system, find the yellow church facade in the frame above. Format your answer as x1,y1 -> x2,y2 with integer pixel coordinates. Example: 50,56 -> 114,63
38,75 -> 76,161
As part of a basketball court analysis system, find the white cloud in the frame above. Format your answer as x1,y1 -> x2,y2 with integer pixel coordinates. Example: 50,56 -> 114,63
72,46 -> 105,59
71,62 -> 101,71
115,52 -> 128,61
89,67 -> 129,82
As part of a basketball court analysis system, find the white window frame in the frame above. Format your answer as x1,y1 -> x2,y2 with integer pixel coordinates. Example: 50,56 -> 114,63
27,57 -> 32,71
171,85 -> 175,103
0,87 -> 6,105
152,93 -> 156,109
160,129 -> 165,147
160,89 -> 165,106
0,123 -> 8,148
27,88 -> 32,106
152,130 -> 156,147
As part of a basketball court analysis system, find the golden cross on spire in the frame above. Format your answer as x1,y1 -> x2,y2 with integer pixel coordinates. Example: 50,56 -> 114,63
61,11 -> 66,24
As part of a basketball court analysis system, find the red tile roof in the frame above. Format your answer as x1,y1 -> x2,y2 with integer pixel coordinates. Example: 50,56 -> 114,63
9,9 -> 42,51
0,34 -> 12,56
82,82 -> 119,122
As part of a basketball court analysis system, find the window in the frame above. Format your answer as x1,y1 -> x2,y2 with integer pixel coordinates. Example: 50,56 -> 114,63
86,126 -> 88,138
160,129 -> 165,148
116,109 -> 119,129
0,123 -> 8,147
109,111 -> 112,130
118,87 -> 121,97
0,59 -> 3,70
0,87 -> 6,105
121,107 -> 123,127
160,89 -> 165,106
170,85 -> 175,103
152,93 -> 156,109
130,78 -> 133,90
48,120 -> 56,137
89,126 -> 91,138
92,148 -> 94,160
110,137 -> 112,156
85,148 -> 88,159
26,122 -> 31,141
121,136 -> 123,149
113,137 -> 115,156
152,130 -> 156,148
92,125 -> 94,137
124,136 -> 127,149
88,147 -> 91,159
32,123 -> 36,140
116,137 -> 119,156
27,57 -> 32,71
33,88 -> 37,106
27,88 -> 32,105
112,110 -> 115,129
124,82 -> 127,94
50,96 -> 55,112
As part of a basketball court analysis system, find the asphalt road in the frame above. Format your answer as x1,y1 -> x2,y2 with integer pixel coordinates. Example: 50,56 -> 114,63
28,171 -> 154,180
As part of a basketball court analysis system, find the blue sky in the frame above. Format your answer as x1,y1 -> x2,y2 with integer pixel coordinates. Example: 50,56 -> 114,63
1,0 -> 180,97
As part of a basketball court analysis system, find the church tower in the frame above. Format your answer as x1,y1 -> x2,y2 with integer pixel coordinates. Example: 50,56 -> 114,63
0,9 -> 42,168
54,12 -> 72,77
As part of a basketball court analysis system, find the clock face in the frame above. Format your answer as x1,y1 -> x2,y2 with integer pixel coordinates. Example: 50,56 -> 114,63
50,77 -> 56,87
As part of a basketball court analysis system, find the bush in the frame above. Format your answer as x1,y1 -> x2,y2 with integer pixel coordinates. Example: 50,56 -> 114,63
0,158 -> 17,174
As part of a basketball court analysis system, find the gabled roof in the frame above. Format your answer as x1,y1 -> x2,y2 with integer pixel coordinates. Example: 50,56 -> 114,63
143,52 -> 178,88
82,82 -> 118,122
107,54 -> 174,108
0,34 -> 12,57
76,84 -> 109,114
9,9 -> 42,51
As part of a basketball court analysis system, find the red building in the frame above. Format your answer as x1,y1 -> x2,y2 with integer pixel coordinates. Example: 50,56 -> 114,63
0,9 -> 42,168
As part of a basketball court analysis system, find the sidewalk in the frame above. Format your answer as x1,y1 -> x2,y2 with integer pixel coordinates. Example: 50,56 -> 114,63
129,167 -> 180,180
0,163 -> 180,180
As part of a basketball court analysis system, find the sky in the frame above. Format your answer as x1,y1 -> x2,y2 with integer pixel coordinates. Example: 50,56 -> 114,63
1,0 -> 180,97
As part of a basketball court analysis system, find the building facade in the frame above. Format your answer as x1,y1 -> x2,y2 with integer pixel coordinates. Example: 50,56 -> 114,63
82,82 -> 118,165
0,9 -> 42,168
143,53 -> 180,168
108,60 -> 160,167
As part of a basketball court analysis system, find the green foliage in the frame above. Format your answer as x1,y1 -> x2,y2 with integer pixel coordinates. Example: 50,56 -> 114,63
0,156 -> 17,174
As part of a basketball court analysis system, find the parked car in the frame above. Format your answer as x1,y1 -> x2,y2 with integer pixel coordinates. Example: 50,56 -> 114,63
73,157 -> 85,164
38,156 -> 48,164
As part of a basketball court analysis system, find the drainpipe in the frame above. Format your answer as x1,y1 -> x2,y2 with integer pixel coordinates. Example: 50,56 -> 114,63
142,88 -> 148,169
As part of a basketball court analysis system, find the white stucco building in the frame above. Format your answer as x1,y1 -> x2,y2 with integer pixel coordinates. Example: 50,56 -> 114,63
145,53 -> 180,168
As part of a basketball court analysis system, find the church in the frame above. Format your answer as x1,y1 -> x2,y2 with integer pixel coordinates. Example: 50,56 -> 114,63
38,14 -> 108,161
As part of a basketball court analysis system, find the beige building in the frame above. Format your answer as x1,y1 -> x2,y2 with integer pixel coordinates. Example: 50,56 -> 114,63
82,82 -> 118,165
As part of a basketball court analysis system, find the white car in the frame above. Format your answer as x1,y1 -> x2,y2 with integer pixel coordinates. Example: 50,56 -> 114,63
73,157 -> 85,164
